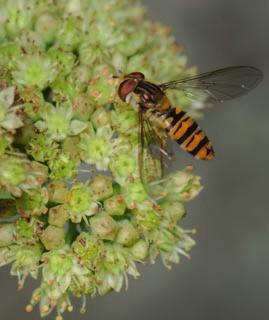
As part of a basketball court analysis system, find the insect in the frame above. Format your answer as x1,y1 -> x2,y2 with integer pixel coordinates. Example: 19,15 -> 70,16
117,66 -> 263,181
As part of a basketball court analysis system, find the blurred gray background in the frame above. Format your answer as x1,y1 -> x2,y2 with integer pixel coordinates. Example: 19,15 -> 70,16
1,0 -> 269,319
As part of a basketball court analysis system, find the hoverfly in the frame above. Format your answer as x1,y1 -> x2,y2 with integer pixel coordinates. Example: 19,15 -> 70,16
117,66 -> 263,182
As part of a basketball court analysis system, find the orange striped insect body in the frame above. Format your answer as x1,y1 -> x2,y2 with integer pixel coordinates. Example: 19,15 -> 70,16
118,67 -> 262,163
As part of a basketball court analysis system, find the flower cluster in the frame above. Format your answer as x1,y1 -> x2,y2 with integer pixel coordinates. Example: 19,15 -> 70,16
0,0 -> 204,318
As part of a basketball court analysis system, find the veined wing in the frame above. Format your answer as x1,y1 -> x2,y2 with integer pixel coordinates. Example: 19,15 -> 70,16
138,109 -> 172,188
159,66 -> 263,104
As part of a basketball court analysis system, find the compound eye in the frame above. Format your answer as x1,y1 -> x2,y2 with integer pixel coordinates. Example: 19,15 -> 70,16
118,79 -> 137,101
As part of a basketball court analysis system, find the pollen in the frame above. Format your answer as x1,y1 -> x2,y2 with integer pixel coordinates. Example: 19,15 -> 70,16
25,305 -> 33,313
50,299 -> 57,307
80,308 -> 86,315
47,279 -> 54,286
41,305 -> 50,313
91,90 -> 101,98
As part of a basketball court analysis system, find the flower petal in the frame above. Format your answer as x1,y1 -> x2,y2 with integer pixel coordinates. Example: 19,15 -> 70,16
0,86 -> 15,108
70,119 -> 88,135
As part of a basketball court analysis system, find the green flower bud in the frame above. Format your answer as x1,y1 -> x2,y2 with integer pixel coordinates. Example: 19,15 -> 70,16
88,75 -> 116,105
23,164 -> 43,190
80,135 -> 109,168
150,226 -> 193,267
72,232 -> 103,267
40,226 -> 65,251
101,243 -> 129,274
12,55 -> 58,89
11,243 -> 43,279
122,181 -> 148,208
56,17 -> 83,49
62,136 -> 82,162
109,153 -> 137,184
47,181 -> 69,204
41,248 -> 88,304
35,103 -> 87,141
19,30 -> 45,51
79,44 -> 104,66
116,220 -> 139,247
0,42 -> 22,68
4,1 -> 35,36
118,29 -> 148,57
0,156 -> 27,188
69,273 -> 96,298
29,161 -> 49,186
175,226 -> 196,252
67,183 -> 97,223
47,46 -> 76,76
71,64 -> 92,85
155,228 -> 176,252
19,87 -> 44,108
49,252 -> 73,276
161,201 -> 186,227
96,270 -> 122,295
22,101 -> 43,120
27,133 -> 59,162
69,185 -> 90,213
0,155 -> 48,197
91,107 -> 111,129
52,76 -> 78,100
104,195 -> 126,216
90,212 -> 118,241
130,240 -> 149,262
132,207 -> 161,233
35,13 -> 59,44
16,219 -> 32,240
80,126 -> 114,170
111,108 -> 137,133
164,170 -> 202,201
49,153 -> 77,180
0,223 -> 15,247
15,218 -> 42,243
90,175 -> 113,201
72,94 -> 95,121
16,188 -> 48,217
48,205 -> 69,228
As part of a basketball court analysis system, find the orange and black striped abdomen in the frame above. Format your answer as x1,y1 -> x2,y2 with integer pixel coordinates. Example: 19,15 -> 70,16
161,107 -> 215,160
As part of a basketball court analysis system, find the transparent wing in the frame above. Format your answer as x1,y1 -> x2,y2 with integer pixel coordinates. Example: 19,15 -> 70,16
138,110 -> 172,187
160,66 -> 263,103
